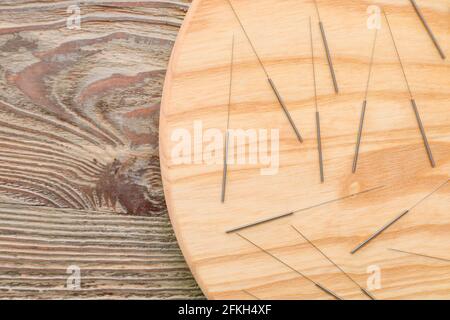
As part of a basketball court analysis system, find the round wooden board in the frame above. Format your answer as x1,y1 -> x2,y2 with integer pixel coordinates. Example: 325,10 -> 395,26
160,0 -> 449,300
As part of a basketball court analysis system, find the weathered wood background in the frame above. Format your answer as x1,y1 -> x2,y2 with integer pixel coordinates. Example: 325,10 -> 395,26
0,0 -> 203,299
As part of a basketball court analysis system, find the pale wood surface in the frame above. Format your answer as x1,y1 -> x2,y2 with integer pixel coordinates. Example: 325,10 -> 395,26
160,0 -> 450,299
0,0 -> 203,299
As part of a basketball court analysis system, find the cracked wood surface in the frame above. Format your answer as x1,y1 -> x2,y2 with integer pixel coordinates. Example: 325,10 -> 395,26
0,0 -> 203,299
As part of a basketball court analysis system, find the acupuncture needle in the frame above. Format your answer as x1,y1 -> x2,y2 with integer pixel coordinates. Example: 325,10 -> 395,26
226,212 -> 294,234
409,0 -> 446,60
384,10 -> 436,168
352,28 -> 378,174
226,185 -> 383,233
291,225 -> 376,300
221,35 -> 235,203
310,17 -> 324,183
351,179 -> 449,254
236,233 -> 343,300
389,248 -> 450,263
313,0 -> 339,93
226,0 -> 304,143
243,290 -> 261,300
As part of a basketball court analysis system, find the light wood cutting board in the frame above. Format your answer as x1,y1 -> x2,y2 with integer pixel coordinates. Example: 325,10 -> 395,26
160,0 -> 449,299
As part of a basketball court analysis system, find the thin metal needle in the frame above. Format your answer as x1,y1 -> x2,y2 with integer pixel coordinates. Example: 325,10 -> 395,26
384,10 -> 435,168
226,0 -> 268,77
236,233 -> 343,300
268,79 -> 304,143
351,210 -> 410,254
293,185 -> 384,214
314,283 -> 343,300
226,0 -> 303,143
384,11 -> 413,99
352,29 -> 378,174
408,178 -> 449,211
351,179 -> 449,254
291,225 -> 376,300
409,0 -> 446,60
226,211 -> 294,233
313,0 -> 339,93
221,35 -> 235,203
226,185 -> 383,233
312,0 -> 321,21
243,290 -> 261,300
310,17 -> 324,183
389,248 -> 450,263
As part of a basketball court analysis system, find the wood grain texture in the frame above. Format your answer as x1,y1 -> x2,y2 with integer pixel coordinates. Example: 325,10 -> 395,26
160,0 -> 449,299
0,203 -> 202,299
0,0 -> 203,299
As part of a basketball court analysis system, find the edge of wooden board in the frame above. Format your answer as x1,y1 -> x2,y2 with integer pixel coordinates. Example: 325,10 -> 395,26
160,0 -> 209,298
